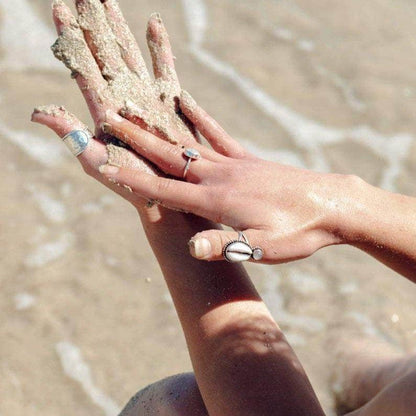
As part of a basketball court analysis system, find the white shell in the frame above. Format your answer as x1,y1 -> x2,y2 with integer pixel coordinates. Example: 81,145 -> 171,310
223,241 -> 253,263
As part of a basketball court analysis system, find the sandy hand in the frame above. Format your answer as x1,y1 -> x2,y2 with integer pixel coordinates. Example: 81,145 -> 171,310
33,0 -> 199,215
49,0 -> 195,143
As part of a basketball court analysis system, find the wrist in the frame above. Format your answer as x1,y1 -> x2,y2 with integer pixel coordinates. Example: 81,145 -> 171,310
136,204 -> 221,244
325,174 -> 403,249
324,174 -> 373,245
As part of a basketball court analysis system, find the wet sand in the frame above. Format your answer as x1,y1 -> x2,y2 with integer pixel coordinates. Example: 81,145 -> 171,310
1,0 -> 416,415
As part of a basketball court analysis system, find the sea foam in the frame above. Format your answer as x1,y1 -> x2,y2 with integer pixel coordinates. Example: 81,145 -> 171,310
0,120 -> 66,167
0,0 -> 62,71
181,0 -> 414,191
28,185 -> 68,224
56,342 -> 121,416
24,232 -> 74,268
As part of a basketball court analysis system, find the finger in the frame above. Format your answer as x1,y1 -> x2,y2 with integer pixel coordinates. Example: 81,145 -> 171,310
32,105 -> 108,172
101,0 -> 150,81
52,0 -> 108,123
31,105 -> 153,204
75,0 -> 128,81
147,13 -> 180,86
189,229 -> 267,263
121,100 -> 202,149
98,164 -> 212,216
180,90 -> 248,159
52,0 -> 107,90
104,110 -> 213,180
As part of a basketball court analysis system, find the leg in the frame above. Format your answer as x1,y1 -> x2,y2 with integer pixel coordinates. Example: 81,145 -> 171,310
333,336 -> 416,415
346,369 -> 416,416
119,373 -> 208,416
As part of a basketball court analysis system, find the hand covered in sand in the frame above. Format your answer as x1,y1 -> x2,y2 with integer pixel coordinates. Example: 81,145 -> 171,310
33,0 -> 197,215
99,93 -> 361,264
50,0 -> 194,142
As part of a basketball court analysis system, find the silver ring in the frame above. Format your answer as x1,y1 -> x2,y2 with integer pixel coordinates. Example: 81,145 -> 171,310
183,148 -> 201,179
222,232 -> 264,263
62,130 -> 91,156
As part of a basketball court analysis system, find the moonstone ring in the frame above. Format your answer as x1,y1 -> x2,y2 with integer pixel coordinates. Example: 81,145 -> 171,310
183,148 -> 201,179
62,129 -> 91,156
223,232 -> 264,263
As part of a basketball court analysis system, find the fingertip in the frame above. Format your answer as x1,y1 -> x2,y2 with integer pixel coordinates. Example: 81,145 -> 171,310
180,91 -> 247,159
147,12 -> 163,32
31,109 -> 48,125
146,13 -> 178,84
31,105 -> 60,128
179,91 -> 211,134
51,0 -> 64,10
99,164 -> 120,175
31,107 -> 41,123
52,0 -> 77,34
30,105 -> 87,137
180,90 -> 197,113
147,13 -> 169,47
149,12 -> 163,22
105,109 -> 125,123
188,237 -> 212,260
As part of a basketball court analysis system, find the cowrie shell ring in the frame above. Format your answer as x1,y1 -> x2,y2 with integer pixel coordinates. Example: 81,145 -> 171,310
223,232 -> 264,263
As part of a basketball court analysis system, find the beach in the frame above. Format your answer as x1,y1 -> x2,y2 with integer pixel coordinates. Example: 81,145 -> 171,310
1,0 -> 416,414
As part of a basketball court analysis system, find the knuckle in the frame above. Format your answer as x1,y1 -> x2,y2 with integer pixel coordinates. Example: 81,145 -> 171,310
156,178 -> 171,196
118,170 -> 141,195
158,143 -> 181,169
210,189 -> 231,224
216,232 -> 232,251
165,143 -> 182,158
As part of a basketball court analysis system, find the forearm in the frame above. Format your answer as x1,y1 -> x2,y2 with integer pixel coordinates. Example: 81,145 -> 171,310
138,209 -> 324,416
337,176 -> 416,281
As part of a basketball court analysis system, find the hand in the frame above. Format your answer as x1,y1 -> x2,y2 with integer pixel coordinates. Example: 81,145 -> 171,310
31,105 -> 161,217
98,91 -> 358,264
33,0 -> 197,220
50,0 -> 193,141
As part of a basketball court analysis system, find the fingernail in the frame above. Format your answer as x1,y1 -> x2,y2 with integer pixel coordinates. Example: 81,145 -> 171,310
101,122 -> 112,134
99,164 -> 120,175
150,12 -> 162,22
52,0 -> 64,8
105,109 -> 124,123
123,100 -> 148,118
189,238 -> 211,259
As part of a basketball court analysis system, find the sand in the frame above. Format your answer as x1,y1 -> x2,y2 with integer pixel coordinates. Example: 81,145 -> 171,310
52,0 -> 192,146
2,0 -> 416,415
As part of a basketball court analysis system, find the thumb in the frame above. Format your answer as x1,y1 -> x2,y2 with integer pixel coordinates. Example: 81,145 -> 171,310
189,229 -> 265,262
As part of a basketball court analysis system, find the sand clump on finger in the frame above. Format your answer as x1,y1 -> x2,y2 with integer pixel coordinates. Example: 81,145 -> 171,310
33,103 -> 160,181
33,104 -> 79,124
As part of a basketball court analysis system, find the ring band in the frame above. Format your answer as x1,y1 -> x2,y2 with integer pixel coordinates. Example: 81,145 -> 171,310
62,130 -> 91,156
183,148 -> 201,179
223,231 -> 264,263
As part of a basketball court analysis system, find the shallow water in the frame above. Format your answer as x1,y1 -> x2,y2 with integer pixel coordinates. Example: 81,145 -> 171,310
1,0 -> 416,415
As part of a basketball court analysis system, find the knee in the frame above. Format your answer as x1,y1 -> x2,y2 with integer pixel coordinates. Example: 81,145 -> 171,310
118,373 -> 208,416
393,371 -> 416,414
357,371 -> 416,416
